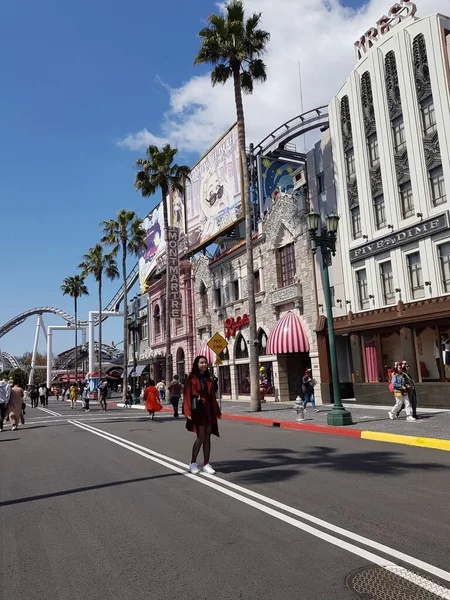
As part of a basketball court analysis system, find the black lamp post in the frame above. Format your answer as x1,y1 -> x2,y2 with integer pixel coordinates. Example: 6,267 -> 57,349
306,210 -> 353,426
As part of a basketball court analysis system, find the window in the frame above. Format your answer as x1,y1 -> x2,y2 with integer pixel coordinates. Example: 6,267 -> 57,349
438,242 -> 450,293
213,286 -> 222,308
373,195 -> 386,230
231,280 -> 240,302
356,269 -> 369,310
367,134 -> 379,167
421,98 -> 436,135
407,252 -> 424,299
400,182 -> 414,219
254,270 -> 261,294
380,261 -> 395,305
351,206 -> 362,239
277,243 -> 296,287
153,305 -> 161,338
141,318 -> 148,340
200,282 -> 208,315
430,166 -> 446,206
317,172 -> 325,194
392,117 -> 406,152
345,150 -> 355,178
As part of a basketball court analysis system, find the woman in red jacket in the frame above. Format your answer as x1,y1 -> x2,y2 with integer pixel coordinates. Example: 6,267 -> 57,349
143,379 -> 162,420
183,355 -> 221,475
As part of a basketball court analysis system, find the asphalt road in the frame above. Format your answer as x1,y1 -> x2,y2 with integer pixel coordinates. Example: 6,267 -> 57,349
1,399 -> 450,600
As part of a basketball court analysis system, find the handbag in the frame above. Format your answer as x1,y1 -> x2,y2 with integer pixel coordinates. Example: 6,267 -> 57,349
191,395 -> 201,412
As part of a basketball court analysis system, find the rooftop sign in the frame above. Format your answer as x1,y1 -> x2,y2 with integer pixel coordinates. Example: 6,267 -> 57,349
354,1 -> 417,60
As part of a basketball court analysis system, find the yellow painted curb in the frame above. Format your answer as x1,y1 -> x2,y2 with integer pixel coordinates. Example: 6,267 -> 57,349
361,430 -> 450,452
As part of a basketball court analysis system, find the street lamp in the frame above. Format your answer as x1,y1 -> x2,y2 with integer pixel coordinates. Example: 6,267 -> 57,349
128,296 -> 140,403
306,210 -> 353,426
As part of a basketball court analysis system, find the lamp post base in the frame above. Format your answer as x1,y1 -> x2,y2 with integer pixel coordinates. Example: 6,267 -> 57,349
327,406 -> 353,427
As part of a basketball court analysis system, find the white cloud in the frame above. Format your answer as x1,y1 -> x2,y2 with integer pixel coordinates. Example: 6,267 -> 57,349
118,0 -> 450,155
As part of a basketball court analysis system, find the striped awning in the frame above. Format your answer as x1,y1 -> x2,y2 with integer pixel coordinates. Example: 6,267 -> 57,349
267,312 -> 310,354
196,341 -> 215,365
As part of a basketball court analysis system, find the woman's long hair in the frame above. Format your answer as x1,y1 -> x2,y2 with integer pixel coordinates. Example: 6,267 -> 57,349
191,355 -> 211,379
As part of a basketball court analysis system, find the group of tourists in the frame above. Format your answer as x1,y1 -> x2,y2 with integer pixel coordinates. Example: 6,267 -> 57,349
0,377 -> 25,431
388,361 -> 418,421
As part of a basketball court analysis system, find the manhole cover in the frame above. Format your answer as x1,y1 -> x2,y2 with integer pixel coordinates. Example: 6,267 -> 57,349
346,566 -> 450,599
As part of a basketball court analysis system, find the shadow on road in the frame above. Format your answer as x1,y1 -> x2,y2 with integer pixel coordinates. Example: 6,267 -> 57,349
214,445 -> 450,483
0,472 -> 181,507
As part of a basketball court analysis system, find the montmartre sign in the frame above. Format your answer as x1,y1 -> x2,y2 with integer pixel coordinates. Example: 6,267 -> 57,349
354,0 -> 417,60
349,213 -> 449,263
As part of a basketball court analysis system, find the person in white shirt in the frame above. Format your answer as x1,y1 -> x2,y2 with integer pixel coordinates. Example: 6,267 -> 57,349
0,378 -> 11,431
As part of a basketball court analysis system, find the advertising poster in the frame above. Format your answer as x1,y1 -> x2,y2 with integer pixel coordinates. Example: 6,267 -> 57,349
170,186 -> 186,234
138,202 -> 166,293
185,124 -> 243,253
257,156 -> 298,213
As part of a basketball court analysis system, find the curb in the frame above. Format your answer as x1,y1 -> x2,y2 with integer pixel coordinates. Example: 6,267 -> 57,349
106,402 -> 450,452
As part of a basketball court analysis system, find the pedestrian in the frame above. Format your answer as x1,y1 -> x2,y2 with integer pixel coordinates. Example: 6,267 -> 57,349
156,379 -> 166,403
99,379 -> 108,412
124,387 -> 133,408
83,383 -> 90,412
0,377 -> 11,431
395,361 -> 418,420
302,368 -> 318,412
144,379 -> 162,419
7,380 -> 24,431
168,374 -> 182,418
38,384 -> 46,407
183,355 -> 222,475
69,383 -> 78,409
389,363 -> 415,421
30,385 -> 38,408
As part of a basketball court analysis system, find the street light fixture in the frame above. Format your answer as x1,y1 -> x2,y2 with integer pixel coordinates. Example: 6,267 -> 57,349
306,210 -> 353,427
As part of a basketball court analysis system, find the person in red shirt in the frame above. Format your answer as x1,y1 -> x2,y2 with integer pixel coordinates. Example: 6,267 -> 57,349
183,356 -> 221,475
143,379 -> 162,420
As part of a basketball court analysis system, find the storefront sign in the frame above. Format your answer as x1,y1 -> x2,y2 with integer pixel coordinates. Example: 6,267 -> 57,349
354,0 -> 417,60
167,227 -> 181,319
349,213 -> 449,263
224,314 -> 250,339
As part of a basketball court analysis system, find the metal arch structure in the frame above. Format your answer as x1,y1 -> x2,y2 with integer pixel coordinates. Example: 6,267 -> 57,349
252,105 -> 329,160
0,351 -> 22,370
0,262 -> 139,340
56,343 -> 124,371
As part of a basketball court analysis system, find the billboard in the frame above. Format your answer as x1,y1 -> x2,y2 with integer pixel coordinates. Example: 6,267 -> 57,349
185,124 -> 243,253
167,227 -> 181,319
170,186 -> 186,234
257,156 -> 299,213
138,202 -> 165,293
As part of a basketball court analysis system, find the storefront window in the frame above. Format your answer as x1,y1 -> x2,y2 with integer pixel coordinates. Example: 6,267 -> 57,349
219,365 -> 231,394
258,329 -> 268,356
363,336 -> 379,382
380,332 -> 402,377
237,364 -> 250,394
414,328 -> 441,381
407,252 -> 424,299
439,242 -> 450,293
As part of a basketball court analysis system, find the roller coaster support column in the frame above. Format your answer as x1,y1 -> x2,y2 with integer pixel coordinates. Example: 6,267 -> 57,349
88,311 -> 123,375
47,325 -> 76,388
29,314 -> 46,385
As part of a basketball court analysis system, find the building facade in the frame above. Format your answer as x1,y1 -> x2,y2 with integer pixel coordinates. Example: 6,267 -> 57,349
326,10 -> 450,407
193,190 -> 321,403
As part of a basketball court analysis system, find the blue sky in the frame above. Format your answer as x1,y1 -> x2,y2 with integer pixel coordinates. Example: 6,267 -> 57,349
0,0 -> 369,357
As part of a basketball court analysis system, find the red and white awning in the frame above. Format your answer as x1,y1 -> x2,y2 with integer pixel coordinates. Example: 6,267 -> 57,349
266,312 -> 310,355
196,341 -> 215,365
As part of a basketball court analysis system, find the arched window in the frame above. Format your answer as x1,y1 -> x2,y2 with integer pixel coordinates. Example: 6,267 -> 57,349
199,281 -> 208,315
176,347 -> 185,381
235,333 -> 249,359
153,304 -> 161,338
257,328 -> 268,356
219,345 -> 229,361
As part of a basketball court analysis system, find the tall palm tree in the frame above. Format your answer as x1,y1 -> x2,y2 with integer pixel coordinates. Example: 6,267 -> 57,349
61,275 -> 89,384
134,145 -> 190,384
195,0 -> 270,412
79,245 -> 119,389
101,210 -> 147,402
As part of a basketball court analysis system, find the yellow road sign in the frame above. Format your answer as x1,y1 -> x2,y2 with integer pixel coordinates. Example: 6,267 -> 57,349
214,356 -> 223,366
207,332 -> 228,355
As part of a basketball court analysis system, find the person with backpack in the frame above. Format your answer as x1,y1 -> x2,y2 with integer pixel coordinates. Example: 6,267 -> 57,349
302,368 -> 318,412
168,374 -> 182,418
395,361 -> 418,420
388,363 -> 415,421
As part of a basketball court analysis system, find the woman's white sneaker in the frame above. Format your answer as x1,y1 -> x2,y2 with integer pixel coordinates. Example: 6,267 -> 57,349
189,463 -> 200,474
202,463 -> 216,475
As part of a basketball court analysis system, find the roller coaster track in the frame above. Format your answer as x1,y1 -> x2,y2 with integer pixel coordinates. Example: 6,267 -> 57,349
0,262 -> 139,340
0,351 -> 21,370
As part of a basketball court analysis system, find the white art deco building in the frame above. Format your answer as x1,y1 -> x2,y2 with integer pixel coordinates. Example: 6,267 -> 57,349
324,5 -> 450,407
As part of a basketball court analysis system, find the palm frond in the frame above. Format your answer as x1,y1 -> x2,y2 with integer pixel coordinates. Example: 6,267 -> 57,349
240,70 -> 254,94
248,58 -> 267,83
211,63 -> 233,86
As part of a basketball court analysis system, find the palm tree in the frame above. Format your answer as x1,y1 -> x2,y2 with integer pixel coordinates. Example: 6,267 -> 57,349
101,210 -> 147,402
134,145 -> 190,385
195,0 -> 270,412
61,275 -> 89,384
79,245 -> 119,389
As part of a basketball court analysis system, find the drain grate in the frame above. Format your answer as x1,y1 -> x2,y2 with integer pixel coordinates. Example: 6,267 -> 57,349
346,566 -> 450,599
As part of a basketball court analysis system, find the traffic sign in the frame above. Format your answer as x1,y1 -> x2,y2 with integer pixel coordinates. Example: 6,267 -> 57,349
207,332 -> 228,355
214,356 -> 223,366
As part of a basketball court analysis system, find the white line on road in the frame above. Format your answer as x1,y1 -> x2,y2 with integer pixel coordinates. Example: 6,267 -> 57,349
69,419 -> 450,597
37,407 -> 61,417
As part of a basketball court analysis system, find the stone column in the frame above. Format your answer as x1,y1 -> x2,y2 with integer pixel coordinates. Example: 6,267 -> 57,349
230,363 -> 238,401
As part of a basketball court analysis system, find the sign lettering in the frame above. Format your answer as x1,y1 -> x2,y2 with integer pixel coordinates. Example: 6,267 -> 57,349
167,227 -> 181,319
355,1 -> 417,60
224,314 -> 250,339
349,213 -> 448,263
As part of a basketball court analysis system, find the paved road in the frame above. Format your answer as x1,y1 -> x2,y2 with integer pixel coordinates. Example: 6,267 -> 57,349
2,400 -> 450,599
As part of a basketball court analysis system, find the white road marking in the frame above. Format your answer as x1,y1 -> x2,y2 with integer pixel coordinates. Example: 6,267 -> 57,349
69,419 -> 450,595
37,407 -> 61,417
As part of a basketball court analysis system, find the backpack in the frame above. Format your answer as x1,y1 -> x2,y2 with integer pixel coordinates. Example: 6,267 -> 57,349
388,381 -> 394,393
